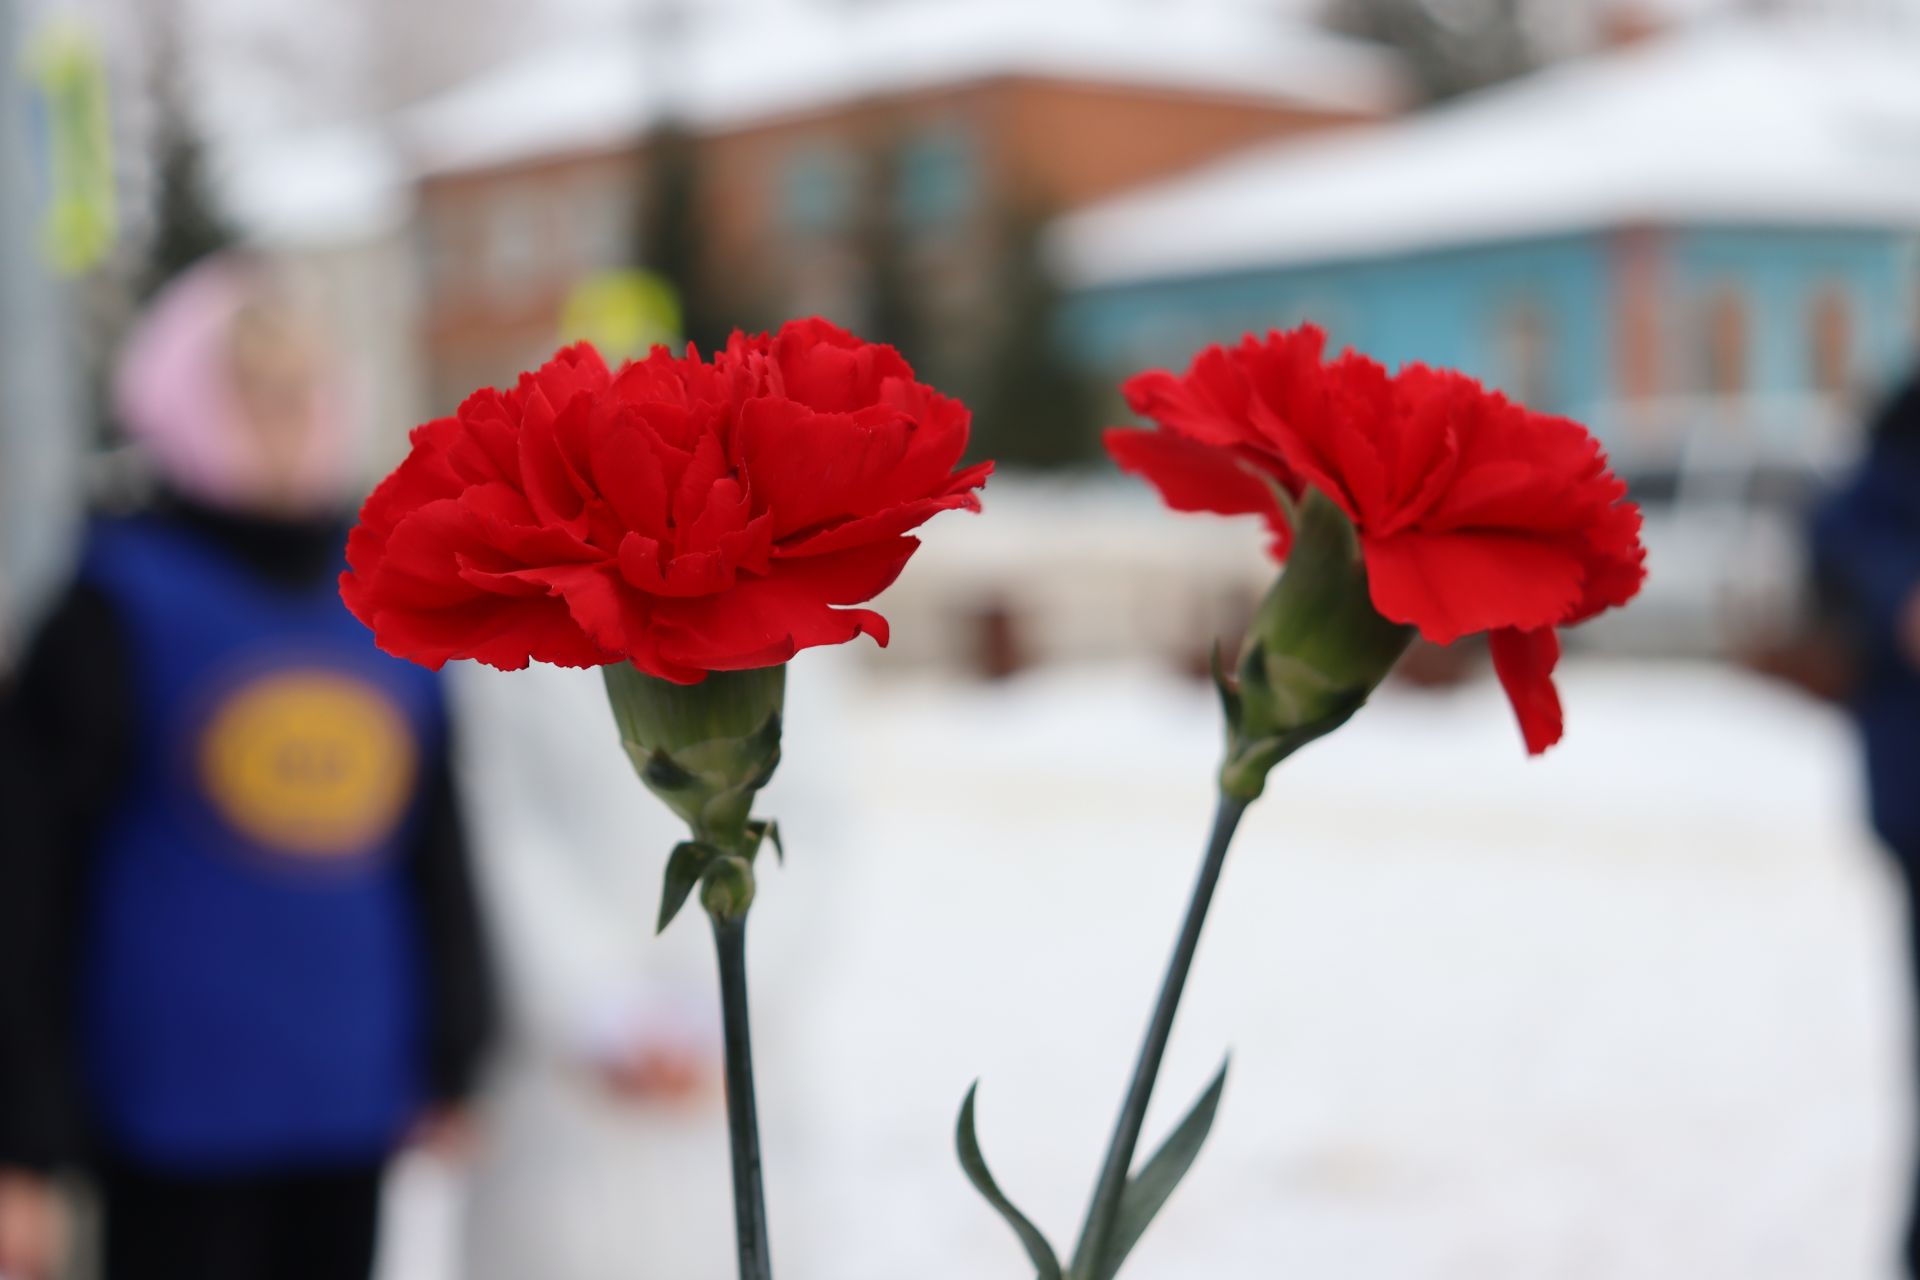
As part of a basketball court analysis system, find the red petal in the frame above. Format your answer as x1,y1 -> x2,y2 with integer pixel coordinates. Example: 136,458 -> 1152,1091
353,586 -> 610,672
534,563 -> 707,683
588,407 -> 673,538
1104,428 -> 1285,529
769,320 -> 915,412
672,429 -> 731,531
685,476 -> 751,551
1239,334 -> 1379,525
651,537 -> 919,669
736,399 -> 914,537
1489,626 -> 1564,755
1369,363 -> 1461,535
1569,499 -> 1648,623
1362,529 -> 1586,645
872,382 -> 976,506
1121,349 -> 1258,449
617,532 -> 733,598
778,482 -> 986,558
516,387 -> 591,535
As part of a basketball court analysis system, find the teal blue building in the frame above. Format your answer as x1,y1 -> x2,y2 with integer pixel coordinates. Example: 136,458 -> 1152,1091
1054,19 -> 1920,468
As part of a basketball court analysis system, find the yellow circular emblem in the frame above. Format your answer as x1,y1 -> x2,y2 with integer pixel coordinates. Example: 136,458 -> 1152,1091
199,671 -> 417,857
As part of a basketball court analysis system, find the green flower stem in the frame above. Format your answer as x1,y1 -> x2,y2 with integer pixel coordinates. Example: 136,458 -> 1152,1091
1069,792 -> 1249,1280
712,914 -> 773,1280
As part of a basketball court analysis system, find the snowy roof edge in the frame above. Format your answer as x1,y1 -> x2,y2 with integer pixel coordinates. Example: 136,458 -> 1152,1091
400,13 -> 1408,181
1050,16 -> 1920,288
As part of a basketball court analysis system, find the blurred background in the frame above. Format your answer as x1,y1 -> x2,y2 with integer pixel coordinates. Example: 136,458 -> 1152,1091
4,0 -> 1920,1276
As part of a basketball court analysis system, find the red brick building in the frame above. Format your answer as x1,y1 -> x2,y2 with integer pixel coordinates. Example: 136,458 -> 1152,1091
403,3 -> 1404,411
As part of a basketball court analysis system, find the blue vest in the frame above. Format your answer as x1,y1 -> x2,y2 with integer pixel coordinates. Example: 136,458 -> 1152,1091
77,515 -> 444,1172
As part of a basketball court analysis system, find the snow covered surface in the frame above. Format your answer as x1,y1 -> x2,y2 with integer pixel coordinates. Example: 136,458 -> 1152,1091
383,657 -> 1914,1279
1056,16 -> 1920,287
402,0 -> 1404,177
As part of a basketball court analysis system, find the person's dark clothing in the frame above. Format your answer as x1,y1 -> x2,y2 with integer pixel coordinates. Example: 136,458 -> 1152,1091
1814,373 -> 1920,1278
1812,376 -> 1920,851
1889,850 -> 1920,1278
0,494 -> 496,1178
100,1161 -> 382,1280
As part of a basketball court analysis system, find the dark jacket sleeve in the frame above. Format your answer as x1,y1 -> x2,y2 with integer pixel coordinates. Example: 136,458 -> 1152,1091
0,584 -> 135,1170
1812,430 -> 1920,647
407,736 -> 498,1106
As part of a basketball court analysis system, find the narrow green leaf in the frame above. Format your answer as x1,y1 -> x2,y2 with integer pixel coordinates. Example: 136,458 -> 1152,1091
747,818 -> 785,865
955,1084 -> 1063,1280
658,841 -> 720,933
1095,1059 -> 1230,1280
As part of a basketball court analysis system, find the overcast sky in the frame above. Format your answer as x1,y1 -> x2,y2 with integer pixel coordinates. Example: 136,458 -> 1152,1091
23,0 -> 1920,159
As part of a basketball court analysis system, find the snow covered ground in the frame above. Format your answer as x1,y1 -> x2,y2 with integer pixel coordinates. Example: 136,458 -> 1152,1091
383,657 -> 1915,1279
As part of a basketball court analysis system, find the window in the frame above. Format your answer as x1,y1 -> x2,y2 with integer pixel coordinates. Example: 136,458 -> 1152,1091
1613,228 -> 1665,403
570,174 -> 640,275
1497,297 -> 1554,408
895,126 -> 977,230
1807,282 -> 1854,398
416,203 -> 472,302
1700,284 -> 1749,399
483,188 -> 547,305
781,142 -> 856,235
1913,259 -> 1920,343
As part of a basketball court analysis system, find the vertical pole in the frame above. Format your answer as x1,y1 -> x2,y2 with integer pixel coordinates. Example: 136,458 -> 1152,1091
0,0 -> 83,666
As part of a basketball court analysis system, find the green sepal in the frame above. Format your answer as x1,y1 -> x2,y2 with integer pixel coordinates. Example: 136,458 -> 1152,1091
657,840 -> 723,934
700,853 -> 756,925
1209,640 -> 1241,731
1220,686 -> 1370,801
604,664 -> 786,843
1219,487 -> 1413,800
1092,1058 -> 1230,1280
642,749 -> 699,793
956,1084 -> 1063,1280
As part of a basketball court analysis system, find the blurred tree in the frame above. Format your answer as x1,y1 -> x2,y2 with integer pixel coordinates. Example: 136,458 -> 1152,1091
853,136 -> 927,371
634,120 -> 732,354
140,0 -> 235,298
142,114 -> 233,300
969,208 -> 1101,470
1322,0 -> 1542,101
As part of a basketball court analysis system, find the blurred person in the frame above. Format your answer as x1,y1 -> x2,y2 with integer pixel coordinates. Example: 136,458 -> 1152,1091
1812,367 -> 1920,1277
0,256 -> 495,1280
447,645 -> 858,1280
449,660 -> 731,1280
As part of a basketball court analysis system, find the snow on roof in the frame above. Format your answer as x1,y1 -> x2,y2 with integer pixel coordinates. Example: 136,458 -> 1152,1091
403,0 -> 1404,177
215,125 -> 412,246
1054,17 -> 1920,289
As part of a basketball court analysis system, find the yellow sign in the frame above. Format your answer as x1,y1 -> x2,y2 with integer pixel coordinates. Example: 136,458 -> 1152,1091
25,20 -> 116,275
560,269 -> 683,361
199,671 -> 417,858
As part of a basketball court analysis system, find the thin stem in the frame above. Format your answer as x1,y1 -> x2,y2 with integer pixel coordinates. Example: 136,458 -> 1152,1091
1069,792 -> 1249,1280
711,914 -> 773,1280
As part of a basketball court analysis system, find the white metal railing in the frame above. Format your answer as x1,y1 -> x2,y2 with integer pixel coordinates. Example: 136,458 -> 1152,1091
1587,393 -> 1864,489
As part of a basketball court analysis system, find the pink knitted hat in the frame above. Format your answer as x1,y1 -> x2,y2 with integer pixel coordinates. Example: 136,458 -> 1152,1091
114,256 -> 360,514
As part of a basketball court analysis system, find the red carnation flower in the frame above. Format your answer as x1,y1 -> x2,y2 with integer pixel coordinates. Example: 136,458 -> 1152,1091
1106,325 -> 1644,754
342,319 -> 992,683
